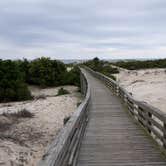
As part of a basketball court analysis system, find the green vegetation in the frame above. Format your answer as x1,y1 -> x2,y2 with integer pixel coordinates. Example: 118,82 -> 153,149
77,101 -> 82,107
19,57 -> 80,87
28,57 -> 66,87
35,94 -> 47,100
57,88 -> 70,96
0,59 -> 32,102
84,57 -> 119,80
62,67 -> 81,87
112,59 -> 166,70
0,57 -> 80,103
0,109 -> 34,142
2,109 -> 34,118
102,73 -> 116,81
63,116 -> 71,125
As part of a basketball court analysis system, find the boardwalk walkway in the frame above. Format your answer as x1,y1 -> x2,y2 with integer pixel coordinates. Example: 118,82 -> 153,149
77,71 -> 166,166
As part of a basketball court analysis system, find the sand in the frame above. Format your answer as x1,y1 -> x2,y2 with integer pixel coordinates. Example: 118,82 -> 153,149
114,68 -> 166,114
0,86 -> 81,166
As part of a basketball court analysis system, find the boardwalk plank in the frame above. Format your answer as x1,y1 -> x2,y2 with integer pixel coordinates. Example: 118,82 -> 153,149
76,71 -> 166,166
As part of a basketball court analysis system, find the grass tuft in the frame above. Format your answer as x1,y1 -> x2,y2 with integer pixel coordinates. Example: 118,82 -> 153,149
2,109 -> 34,118
35,94 -> 47,100
56,88 -> 70,96
63,116 -> 71,125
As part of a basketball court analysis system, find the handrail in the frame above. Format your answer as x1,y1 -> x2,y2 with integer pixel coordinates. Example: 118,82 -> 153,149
85,66 -> 166,152
38,68 -> 90,166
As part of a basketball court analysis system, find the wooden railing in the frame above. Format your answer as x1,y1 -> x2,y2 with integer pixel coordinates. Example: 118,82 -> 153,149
38,68 -> 90,166
85,66 -> 166,152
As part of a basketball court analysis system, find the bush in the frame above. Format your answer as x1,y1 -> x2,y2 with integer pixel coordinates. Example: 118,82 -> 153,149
28,57 -> 67,87
62,66 -> 81,87
2,109 -> 34,118
112,58 -> 166,70
16,82 -> 32,101
35,94 -> 47,100
63,116 -> 71,125
109,75 -> 116,81
103,65 -> 119,74
27,58 -> 81,87
57,88 -> 70,96
84,57 -> 119,80
0,115 -> 13,131
77,102 -> 82,107
107,74 -> 116,81
0,60 -> 32,102
102,72 -> 116,81
0,58 -> 81,102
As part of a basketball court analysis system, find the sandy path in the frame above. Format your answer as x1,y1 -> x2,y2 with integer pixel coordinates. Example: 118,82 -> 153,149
114,68 -> 166,114
0,86 -> 81,166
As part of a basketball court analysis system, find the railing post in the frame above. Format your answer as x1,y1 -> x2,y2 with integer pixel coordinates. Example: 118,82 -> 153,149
124,94 -> 127,103
80,72 -> 86,97
116,85 -> 119,96
147,112 -> 152,134
133,104 -> 138,121
80,72 -> 83,95
164,123 -> 166,149
137,107 -> 146,127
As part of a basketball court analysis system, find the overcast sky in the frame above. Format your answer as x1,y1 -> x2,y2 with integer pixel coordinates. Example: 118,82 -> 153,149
0,0 -> 166,60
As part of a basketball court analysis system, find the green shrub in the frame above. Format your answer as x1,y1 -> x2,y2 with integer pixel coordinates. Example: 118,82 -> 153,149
0,58 -> 81,102
57,88 -> 70,96
28,57 -> 67,87
63,116 -> 71,125
84,57 -> 119,79
110,75 -> 116,81
62,66 -> 81,87
103,72 -> 116,81
2,109 -> 34,118
112,58 -> 166,70
35,94 -> 47,100
103,65 -> 119,74
16,82 -> 32,101
77,102 -> 82,107
0,60 -> 32,102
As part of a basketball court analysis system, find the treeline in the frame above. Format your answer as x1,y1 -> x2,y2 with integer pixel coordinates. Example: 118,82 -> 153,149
83,57 -> 119,80
112,59 -> 166,70
0,57 -> 80,102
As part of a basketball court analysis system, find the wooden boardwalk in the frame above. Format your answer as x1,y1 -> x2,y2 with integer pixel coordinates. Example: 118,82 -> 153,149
76,71 -> 166,166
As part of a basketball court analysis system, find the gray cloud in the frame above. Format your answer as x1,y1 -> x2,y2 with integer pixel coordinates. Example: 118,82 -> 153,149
0,0 -> 166,59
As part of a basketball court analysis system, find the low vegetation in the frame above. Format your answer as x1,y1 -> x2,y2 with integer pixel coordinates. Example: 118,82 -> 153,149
0,109 -> 34,133
112,58 -> 166,70
0,57 -> 80,102
83,57 -> 119,80
0,59 -> 32,102
35,94 -> 47,100
2,109 -> 34,118
77,101 -> 82,107
57,88 -> 70,96
63,116 -> 71,125
102,73 -> 116,81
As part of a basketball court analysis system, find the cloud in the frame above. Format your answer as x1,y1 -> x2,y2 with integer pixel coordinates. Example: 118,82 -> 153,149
0,0 -> 166,59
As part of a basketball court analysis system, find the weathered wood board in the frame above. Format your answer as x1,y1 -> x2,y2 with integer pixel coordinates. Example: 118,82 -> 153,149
76,70 -> 166,166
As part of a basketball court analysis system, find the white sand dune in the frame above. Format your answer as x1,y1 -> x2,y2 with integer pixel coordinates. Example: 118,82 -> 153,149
0,86 -> 81,166
114,68 -> 166,113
